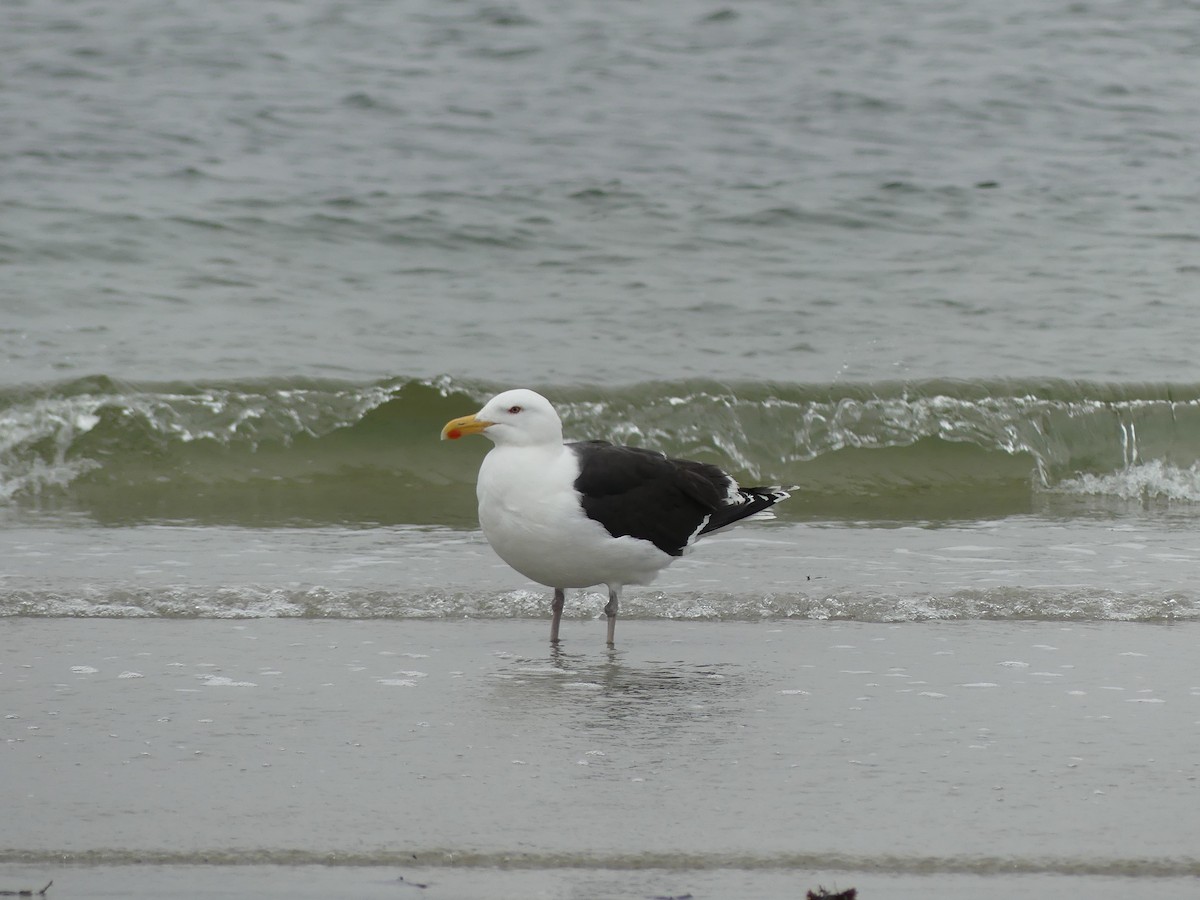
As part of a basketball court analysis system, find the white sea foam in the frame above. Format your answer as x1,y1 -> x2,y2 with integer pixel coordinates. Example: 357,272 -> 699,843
197,675 -> 257,687
4,582 -> 1196,623
1051,461 -> 1200,504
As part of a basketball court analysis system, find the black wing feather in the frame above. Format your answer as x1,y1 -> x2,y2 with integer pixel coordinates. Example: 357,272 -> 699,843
569,441 -> 786,556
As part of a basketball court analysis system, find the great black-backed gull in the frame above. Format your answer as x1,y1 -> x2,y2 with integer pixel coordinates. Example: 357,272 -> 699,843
440,389 -> 790,646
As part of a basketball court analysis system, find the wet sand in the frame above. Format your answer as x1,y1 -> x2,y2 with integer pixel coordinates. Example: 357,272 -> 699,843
4,863 -> 1200,900
3,619 -> 1199,898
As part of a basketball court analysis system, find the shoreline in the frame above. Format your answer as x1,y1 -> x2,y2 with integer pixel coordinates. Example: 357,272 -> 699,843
4,861 -> 1200,900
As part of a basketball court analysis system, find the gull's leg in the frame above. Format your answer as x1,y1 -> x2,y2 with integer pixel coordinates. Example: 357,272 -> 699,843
550,588 -> 565,644
604,587 -> 619,648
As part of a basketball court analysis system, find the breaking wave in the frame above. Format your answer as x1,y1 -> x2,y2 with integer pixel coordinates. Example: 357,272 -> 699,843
3,374 -> 1200,525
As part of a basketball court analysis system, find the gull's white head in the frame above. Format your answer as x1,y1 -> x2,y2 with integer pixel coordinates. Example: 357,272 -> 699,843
440,388 -> 564,448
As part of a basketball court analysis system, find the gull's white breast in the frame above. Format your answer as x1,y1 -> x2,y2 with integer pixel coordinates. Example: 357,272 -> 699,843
476,444 -> 671,589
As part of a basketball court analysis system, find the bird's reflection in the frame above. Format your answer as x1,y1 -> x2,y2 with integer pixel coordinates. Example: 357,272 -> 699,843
489,639 -> 747,737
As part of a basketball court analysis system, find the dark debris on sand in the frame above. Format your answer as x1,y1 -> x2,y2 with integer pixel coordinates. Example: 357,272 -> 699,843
807,887 -> 857,900
0,882 -> 52,898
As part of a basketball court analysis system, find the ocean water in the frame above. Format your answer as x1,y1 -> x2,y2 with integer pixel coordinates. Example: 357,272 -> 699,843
3,0 -> 1200,896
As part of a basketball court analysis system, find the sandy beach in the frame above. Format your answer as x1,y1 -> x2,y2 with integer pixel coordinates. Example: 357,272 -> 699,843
4,618 -> 1198,899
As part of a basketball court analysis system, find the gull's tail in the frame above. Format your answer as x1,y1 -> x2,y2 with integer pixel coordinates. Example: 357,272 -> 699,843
698,485 -> 794,536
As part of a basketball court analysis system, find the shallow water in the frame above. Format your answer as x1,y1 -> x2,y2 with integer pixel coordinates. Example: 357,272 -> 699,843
2,517 -> 1196,622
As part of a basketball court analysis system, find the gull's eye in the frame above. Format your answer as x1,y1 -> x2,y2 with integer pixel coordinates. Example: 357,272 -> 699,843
507,405 -> 523,414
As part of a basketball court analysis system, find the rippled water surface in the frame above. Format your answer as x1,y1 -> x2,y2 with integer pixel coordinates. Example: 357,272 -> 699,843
3,0 -> 1197,386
